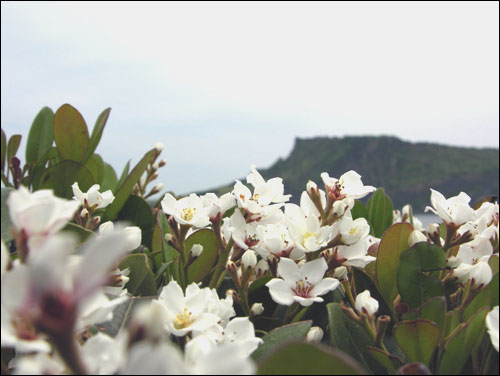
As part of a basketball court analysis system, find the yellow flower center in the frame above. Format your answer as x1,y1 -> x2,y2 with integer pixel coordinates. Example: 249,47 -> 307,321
181,207 -> 197,221
303,231 -> 317,242
174,308 -> 194,330
348,227 -> 357,235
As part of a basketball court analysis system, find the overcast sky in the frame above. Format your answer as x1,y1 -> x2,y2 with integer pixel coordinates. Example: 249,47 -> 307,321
1,1 -> 499,194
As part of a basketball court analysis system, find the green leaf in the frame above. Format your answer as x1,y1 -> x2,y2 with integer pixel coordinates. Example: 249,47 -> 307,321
396,243 -> 446,309
418,297 -> 447,336
352,267 -> 391,318
489,254 -> 499,275
350,200 -> 369,221
61,223 -> 94,244
1,129 -> 6,172
184,229 -> 218,284
366,188 -> 394,238
394,319 -> 440,366
7,134 -> 21,162
490,272 -> 499,307
104,149 -> 154,221
53,104 -> 89,163
116,195 -> 154,231
84,153 -> 104,186
367,347 -> 402,374
256,342 -> 366,375
153,211 -> 177,281
327,302 -> 382,372
1,187 -> 14,242
118,254 -> 157,297
100,296 -> 153,337
84,107 -> 111,161
376,222 -> 414,309
438,307 -> 489,375
25,107 -> 54,164
100,162 -> 118,192
38,160 -> 95,199
251,320 -> 312,362
114,160 -> 130,194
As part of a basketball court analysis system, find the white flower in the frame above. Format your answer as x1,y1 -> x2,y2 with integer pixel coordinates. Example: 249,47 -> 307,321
254,222 -> 301,260
154,142 -> 165,151
486,306 -> 499,352
201,192 -> 236,220
306,326 -> 324,343
355,290 -> 379,316
81,332 -> 126,375
8,352 -> 66,375
338,217 -> 370,245
190,244 -> 204,258
7,186 -> 80,244
408,230 -> 427,247
251,303 -> 264,316
98,221 -> 142,250
123,341 -> 186,375
161,193 -> 211,228
72,182 -> 114,209
266,257 -> 339,306
453,258 -> 492,286
1,240 -> 9,278
285,203 -> 335,253
424,189 -> 475,225
336,237 -> 376,268
320,171 -> 375,201
156,281 -> 219,336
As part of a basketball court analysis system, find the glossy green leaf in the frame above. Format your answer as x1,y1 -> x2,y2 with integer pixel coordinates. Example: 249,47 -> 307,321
38,160 -> 95,199
119,254 -> 157,296
367,347 -> 402,374
184,229 -> 218,283
53,104 -> 89,162
463,285 -> 490,321
1,129 -> 6,172
438,307 -> 489,375
394,319 -> 440,366
7,135 -> 21,162
257,342 -> 365,375
115,160 -> 130,194
100,296 -> 153,337
153,211 -> 177,281
366,187 -> 394,238
443,309 -> 461,339
489,254 -> 499,275
397,243 -> 446,309
25,106 -> 54,164
84,107 -> 111,161
350,199 -> 369,221
418,297 -> 447,335
251,320 -> 312,362
116,195 -> 154,231
61,223 -> 94,244
1,187 -> 14,242
490,272 -> 499,307
84,153 -> 104,186
376,222 -> 414,309
104,149 -> 154,220
327,303 -> 383,372
100,162 -> 118,191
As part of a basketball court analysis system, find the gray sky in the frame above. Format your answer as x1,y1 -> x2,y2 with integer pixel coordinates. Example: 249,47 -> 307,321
1,1 -> 499,195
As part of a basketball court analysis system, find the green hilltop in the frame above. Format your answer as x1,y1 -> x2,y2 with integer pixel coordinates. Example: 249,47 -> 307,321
200,136 -> 499,212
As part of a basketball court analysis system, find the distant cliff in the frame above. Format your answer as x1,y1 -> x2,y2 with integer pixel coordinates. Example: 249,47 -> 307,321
200,136 -> 499,212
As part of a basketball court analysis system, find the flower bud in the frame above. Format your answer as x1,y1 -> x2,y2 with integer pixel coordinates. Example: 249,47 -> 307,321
408,230 -> 427,247
164,233 -> 174,242
152,162 -> 159,170
250,302 -> 264,316
159,159 -> 167,167
80,208 -> 89,218
355,290 -> 379,316
241,249 -> 257,269
306,180 -> 318,194
190,244 -> 203,258
427,223 -> 440,237
306,326 -> 324,343
255,259 -> 269,276
154,183 -> 163,192
332,200 -> 347,218
333,266 -> 348,281
447,256 -> 461,269
154,142 -> 164,151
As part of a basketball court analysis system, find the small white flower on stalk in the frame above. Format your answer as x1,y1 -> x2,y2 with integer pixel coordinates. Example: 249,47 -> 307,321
285,203 -> 336,253
424,189 -> 475,226
154,142 -> 164,151
98,221 -> 142,250
320,171 -> 375,202
7,186 -> 80,248
486,306 -> 499,352
81,332 -> 127,375
266,257 -> 339,306
201,192 -> 236,221
338,217 -> 370,245
453,258 -> 492,286
255,259 -> 269,276
251,303 -> 265,316
72,182 -> 114,210
355,290 -> 379,316
254,222 -> 301,260
241,249 -> 257,269
190,244 -> 204,258
335,237 -> 376,268
155,281 -> 219,337
161,193 -> 211,228
306,326 -> 324,343
408,230 -> 427,247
